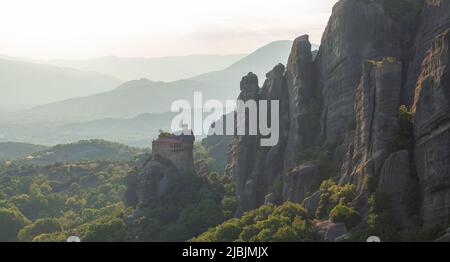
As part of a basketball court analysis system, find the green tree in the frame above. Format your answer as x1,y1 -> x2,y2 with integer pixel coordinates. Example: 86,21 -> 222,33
78,217 -> 126,242
0,207 -> 29,241
316,179 -> 356,219
192,202 -> 317,242
32,231 -> 68,242
214,219 -> 242,242
18,218 -> 62,241
329,204 -> 361,229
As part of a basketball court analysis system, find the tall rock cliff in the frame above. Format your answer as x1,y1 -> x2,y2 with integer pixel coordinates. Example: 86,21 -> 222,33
220,0 -> 450,235
340,58 -> 406,221
283,35 -> 319,169
405,0 -> 450,105
224,36 -> 319,215
125,156 -> 180,208
316,0 -> 402,143
224,72 -> 263,214
412,29 -> 450,227
341,58 -> 404,190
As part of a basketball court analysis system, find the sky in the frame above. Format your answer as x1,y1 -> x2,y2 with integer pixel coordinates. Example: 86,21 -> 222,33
0,0 -> 338,59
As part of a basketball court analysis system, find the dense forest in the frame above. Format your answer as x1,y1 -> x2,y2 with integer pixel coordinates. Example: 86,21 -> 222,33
0,159 -> 133,241
0,141 -> 237,242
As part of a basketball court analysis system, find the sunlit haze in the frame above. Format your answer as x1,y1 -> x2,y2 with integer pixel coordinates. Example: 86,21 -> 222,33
0,0 -> 337,59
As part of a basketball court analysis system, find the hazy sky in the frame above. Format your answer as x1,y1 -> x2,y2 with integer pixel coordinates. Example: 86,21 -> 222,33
0,0 -> 338,59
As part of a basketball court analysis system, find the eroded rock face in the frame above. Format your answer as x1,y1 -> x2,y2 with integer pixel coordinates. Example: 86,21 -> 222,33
225,37 -> 319,215
317,0 -> 402,142
340,59 -> 403,192
224,73 -> 261,215
302,191 -> 321,217
339,58 -> 404,219
315,220 -> 348,242
222,0 -> 449,232
413,29 -> 450,227
258,63 -> 289,205
404,0 -> 450,105
261,63 -> 286,101
125,156 -> 180,207
284,35 -> 319,169
377,150 -> 411,226
283,163 -> 318,203
264,193 -> 276,205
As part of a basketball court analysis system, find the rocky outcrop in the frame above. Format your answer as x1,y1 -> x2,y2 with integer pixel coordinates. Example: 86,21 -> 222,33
340,58 -> 403,217
404,0 -> 450,105
317,0 -> 402,142
412,29 -> 450,227
254,64 -> 289,198
283,35 -> 319,168
221,0 -> 449,234
224,73 -> 261,215
125,156 -> 180,208
224,37 -> 319,215
315,220 -> 348,242
264,193 -> 276,205
302,191 -> 321,217
256,63 -> 289,207
341,58 -> 404,186
283,163 -> 318,203
377,150 -> 411,226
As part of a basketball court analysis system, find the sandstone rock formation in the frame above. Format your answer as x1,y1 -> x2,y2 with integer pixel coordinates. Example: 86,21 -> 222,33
218,0 -> 450,235
224,38 -> 318,215
404,0 -> 450,105
338,58 -> 404,220
224,72 -> 262,215
315,220 -> 348,242
412,29 -> 450,227
125,156 -> 180,208
316,0 -> 402,143
377,150 -> 411,226
283,35 -> 319,169
283,163 -> 318,203
302,191 -> 321,217
340,58 -> 403,191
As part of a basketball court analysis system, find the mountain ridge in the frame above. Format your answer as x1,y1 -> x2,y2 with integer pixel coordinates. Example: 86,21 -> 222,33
25,40 -> 309,121
11,139 -> 146,166
0,58 -> 122,110
40,53 -> 247,82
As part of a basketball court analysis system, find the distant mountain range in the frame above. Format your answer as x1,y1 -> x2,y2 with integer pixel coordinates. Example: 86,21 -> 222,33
192,40 -> 301,88
29,40 -> 315,121
0,40 -> 318,146
29,79 -> 213,120
0,57 -> 121,109
41,54 -> 247,82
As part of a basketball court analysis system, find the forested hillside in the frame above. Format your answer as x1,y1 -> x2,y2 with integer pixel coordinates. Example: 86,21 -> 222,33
0,142 -> 236,242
